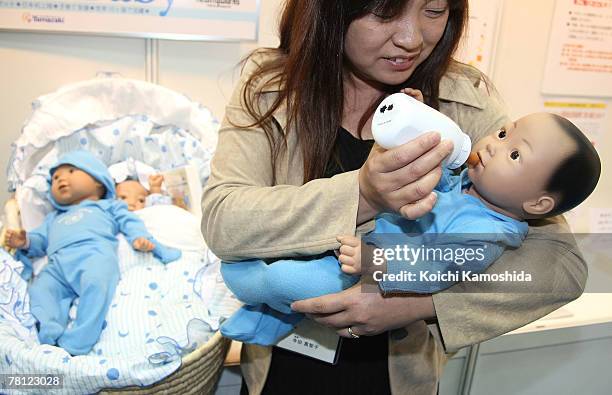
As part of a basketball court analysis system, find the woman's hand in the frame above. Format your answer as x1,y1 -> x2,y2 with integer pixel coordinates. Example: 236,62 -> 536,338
358,132 -> 453,223
291,283 -> 435,338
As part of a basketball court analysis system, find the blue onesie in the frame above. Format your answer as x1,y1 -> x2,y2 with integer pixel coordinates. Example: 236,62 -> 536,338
19,151 -> 181,355
220,169 -> 529,345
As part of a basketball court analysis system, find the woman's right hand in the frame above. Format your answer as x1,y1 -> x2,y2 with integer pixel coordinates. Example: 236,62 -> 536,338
358,132 -> 453,222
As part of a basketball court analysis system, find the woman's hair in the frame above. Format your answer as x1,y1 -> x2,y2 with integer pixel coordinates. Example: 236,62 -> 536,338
544,115 -> 601,217
233,0 -> 469,183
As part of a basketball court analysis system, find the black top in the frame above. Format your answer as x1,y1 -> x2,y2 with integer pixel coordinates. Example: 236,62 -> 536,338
250,128 -> 391,395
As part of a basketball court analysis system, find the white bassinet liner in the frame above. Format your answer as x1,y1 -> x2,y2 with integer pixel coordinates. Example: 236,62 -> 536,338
0,237 -> 240,395
0,78 -> 241,394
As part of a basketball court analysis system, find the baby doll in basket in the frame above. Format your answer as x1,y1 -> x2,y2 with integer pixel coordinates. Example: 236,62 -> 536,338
111,159 -> 187,212
116,174 -> 172,211
3,150 -> 181,356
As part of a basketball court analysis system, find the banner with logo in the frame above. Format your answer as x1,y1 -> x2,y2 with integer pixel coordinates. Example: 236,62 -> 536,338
0,0 -> 259,41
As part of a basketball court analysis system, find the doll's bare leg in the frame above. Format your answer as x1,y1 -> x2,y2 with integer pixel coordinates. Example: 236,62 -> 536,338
337,236 -> 362,275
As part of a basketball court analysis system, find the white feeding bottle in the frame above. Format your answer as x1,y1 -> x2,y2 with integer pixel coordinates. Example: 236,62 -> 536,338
372,93 -> 478,169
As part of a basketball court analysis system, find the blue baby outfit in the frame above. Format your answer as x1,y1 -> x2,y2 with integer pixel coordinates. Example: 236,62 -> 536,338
145,193 -> 173,207
372,167 -> 529,293
220,169 -> 529,345
21,151 -> 181,355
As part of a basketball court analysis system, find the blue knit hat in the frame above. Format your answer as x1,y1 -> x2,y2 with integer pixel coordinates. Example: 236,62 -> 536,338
48,151 -> 115,208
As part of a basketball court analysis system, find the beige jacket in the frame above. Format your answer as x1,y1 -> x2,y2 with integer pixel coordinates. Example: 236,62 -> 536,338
202,51 -> 587,395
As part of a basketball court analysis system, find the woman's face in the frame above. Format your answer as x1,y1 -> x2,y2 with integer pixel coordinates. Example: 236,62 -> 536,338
344,0 -> 450,86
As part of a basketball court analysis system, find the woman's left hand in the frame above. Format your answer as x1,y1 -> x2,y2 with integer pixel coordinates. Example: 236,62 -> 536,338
291,283 -> 436,338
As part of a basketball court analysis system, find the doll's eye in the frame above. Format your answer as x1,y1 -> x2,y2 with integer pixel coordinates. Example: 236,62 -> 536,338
510,150 -> 520,160
139,199 -> 145,203
498,128 -> 507,139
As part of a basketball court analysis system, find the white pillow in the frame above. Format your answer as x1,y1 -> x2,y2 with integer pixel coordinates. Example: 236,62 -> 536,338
136,205 -> 205,251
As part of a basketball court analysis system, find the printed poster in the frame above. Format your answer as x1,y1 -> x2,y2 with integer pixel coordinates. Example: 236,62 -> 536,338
542,0 -> 612,97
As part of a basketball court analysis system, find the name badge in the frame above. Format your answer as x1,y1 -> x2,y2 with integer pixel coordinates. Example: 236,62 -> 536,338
275,319 -> 342,364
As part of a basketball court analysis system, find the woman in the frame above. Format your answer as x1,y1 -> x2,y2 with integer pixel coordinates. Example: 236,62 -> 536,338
202,1 -> 586,394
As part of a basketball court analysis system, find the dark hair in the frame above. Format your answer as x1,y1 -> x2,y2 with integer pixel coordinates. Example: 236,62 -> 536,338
232,0 -> 469,183
545,114 -> 601,217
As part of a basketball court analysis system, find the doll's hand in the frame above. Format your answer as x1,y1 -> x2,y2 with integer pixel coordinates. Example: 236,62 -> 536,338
401,88 -> 424,103
5,229 -> 27,249
337,236 -> 362,275
133,237 -> 155,252
148,174 -> 164,194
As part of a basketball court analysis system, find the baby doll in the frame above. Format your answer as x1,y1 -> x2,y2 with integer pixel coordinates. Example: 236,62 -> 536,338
219,94 -> 601,345
4,150 -> 181,355
116,174 -> 172,211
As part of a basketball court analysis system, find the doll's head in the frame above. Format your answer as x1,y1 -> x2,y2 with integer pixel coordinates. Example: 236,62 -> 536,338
467,112 -> 601,220
116,179 -> 148,211
51,165 -> 105,205
49,151 -> 116,208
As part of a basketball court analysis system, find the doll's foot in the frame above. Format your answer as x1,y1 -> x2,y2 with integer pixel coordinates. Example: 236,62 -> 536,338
220,304 -> 303,346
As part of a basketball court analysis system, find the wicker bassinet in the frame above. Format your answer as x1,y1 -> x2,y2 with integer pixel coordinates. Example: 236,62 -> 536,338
101,332 -> 231,394
1,77 -> 232,394
1,196 -> 232,395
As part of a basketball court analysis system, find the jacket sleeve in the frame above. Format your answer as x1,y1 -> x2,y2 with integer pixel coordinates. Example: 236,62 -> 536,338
432,215 -> 587,352
202,53 -> 361,261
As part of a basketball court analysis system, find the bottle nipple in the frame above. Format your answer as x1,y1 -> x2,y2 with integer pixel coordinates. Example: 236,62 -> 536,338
466,152 -> 480,167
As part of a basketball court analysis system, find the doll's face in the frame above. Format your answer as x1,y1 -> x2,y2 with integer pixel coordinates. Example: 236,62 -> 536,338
51,165 -> 104,206
467,113 -> 576,219
116,180 -> 148,211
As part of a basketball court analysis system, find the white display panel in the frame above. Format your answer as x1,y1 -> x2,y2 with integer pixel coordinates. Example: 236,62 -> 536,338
455,0 -> 503,76
542,0 -> 612,97
0,0 -> 259,41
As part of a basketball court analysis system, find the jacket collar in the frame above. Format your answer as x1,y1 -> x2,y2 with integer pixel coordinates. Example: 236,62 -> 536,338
439,69 -> 486,110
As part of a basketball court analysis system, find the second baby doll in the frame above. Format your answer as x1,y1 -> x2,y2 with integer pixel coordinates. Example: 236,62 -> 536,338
4,150 -> 181,355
